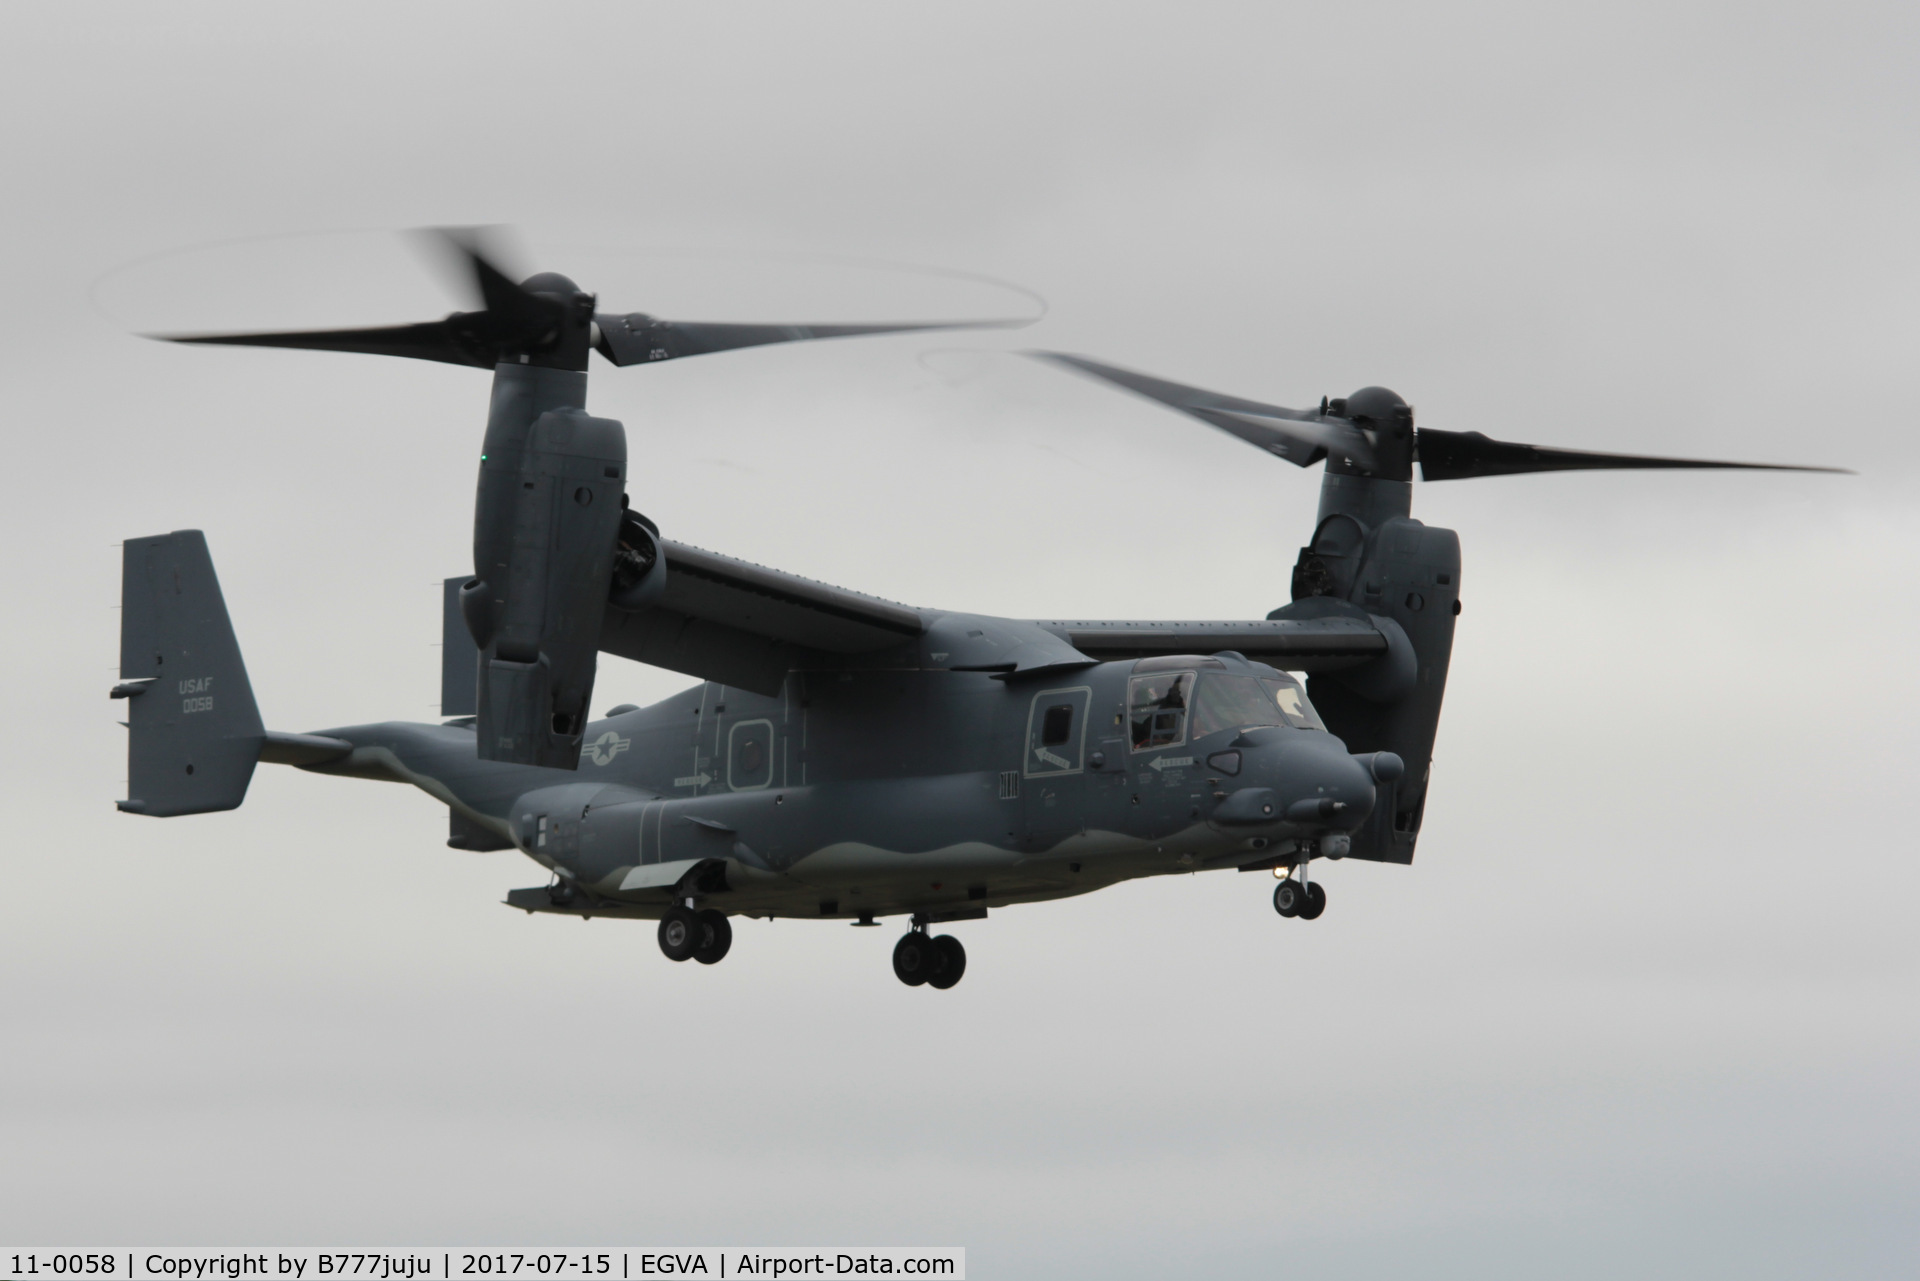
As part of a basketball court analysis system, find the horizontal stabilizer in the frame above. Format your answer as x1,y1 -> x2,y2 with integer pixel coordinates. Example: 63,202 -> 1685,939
259,731 -> 352,766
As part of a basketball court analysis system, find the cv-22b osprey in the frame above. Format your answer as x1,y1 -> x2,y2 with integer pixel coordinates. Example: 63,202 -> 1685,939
117,234 -> 1842,988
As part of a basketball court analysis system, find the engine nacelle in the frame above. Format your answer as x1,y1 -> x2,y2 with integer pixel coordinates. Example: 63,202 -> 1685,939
608,510 -> 667,612
468,391 -> 628,768
1278,481 -> 1461,865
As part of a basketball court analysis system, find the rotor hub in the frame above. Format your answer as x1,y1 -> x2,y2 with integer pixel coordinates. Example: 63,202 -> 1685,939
1341,386 -> 1410,429
520,272 -> 581,296
1327,386 -> 1414,481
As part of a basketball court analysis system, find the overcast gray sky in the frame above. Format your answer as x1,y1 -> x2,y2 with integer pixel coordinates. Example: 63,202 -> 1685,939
2,3 -> 1916,1276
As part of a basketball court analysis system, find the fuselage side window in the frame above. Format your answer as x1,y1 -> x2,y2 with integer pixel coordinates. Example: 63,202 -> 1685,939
1190,674 -> 1286,739
1041,704 -> 1074,746
1128,672 -> 1194,750
728,718 -> 775,790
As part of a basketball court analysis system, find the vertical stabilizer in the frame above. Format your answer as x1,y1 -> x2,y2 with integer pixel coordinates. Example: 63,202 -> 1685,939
441,576 -> 479,717
115,531 -> 264,816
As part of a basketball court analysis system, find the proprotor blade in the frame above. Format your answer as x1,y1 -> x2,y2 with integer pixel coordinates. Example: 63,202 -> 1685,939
161,318 -> 495,366
593,316 -> 1026,367
156,227 -> 568,368
154,226 -> 1031,370
1030,352 -> 1375,470
429,227 -> 555,328
1415,428 -> 1852,481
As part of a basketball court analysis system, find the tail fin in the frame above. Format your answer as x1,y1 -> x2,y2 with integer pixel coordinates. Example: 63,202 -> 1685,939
114,531 -> 265,816
441,575 -> 479,717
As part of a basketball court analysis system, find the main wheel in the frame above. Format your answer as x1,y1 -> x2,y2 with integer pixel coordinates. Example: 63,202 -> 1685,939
693,910 -> 733,964
1273,879 -> 1305,917
927,934 -> 967,989
1298,882 -> 1327,920
892,932 -> 936,986
658,906 -> 702,962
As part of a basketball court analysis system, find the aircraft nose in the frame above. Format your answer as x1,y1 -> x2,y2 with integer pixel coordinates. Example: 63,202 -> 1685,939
1210,729 -> 1382,832
1285,736 -> 1379,829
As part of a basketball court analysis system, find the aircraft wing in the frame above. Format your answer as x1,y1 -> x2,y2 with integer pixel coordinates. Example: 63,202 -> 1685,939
1042,616 -> 1387,671
600,539 -> 926,694
597,540 -> 1390,693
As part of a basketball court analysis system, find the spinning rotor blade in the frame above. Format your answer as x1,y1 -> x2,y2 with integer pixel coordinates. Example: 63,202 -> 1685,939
1032,353 -> 1847,482
157,227 -> 1031,370
160,313 -> 567,368
1031,352 -> 1375,470
437,229 -> 563,334
595,317 -> 1021,366
160,229 -> 565,368
164,318 -> 492,366
1415,428 -> 1851,481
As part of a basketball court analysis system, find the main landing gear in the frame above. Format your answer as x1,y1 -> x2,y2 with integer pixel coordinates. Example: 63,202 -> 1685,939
1273,870 -> 1326,920
893,923 -> 966,990
658,903 -> 733,964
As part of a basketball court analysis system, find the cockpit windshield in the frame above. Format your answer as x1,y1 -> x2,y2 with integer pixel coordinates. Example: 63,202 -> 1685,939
1132,668 -> 1328,746
1189,675 -> 1283,738
1183,672 -> 1328,737
1262,676 -> 1326,730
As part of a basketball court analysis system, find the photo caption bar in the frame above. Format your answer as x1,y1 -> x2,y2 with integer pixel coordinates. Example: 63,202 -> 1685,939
2,1252 -> 963,1281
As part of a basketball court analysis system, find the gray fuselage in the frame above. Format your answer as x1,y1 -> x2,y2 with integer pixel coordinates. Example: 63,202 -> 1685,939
304,649 -> 1382,923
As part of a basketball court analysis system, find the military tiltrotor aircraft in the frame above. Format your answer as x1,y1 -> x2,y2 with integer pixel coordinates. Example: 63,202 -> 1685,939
113,232 -> 1844,988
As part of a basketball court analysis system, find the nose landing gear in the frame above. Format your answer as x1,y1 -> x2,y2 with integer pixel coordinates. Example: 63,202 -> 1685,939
893,923 -> 967,989
1273,869 -> 1327,920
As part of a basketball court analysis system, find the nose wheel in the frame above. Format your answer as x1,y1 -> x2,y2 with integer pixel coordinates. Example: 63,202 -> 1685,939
893,927 -> 967,989
1273,875 -> 1327,920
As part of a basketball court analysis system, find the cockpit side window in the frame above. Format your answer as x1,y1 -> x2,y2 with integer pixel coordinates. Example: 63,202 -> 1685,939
1261,677 -> 1327,730
1190,674 -> 1287,738
1128,672 -> 1194,750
